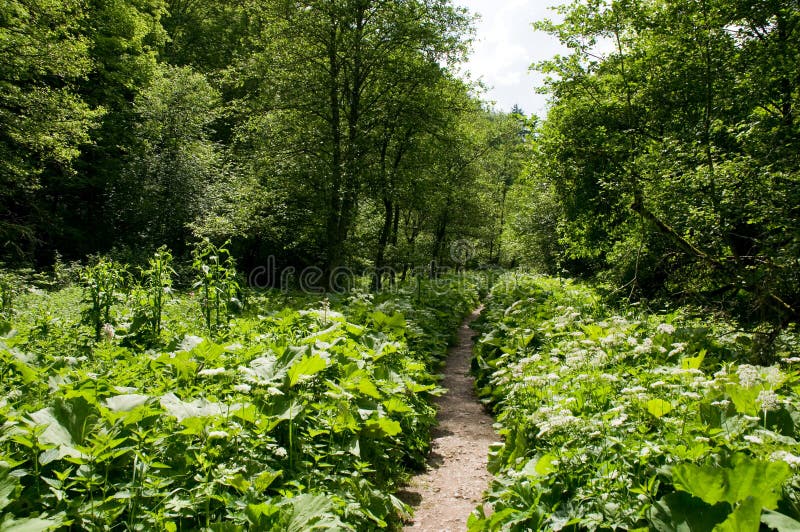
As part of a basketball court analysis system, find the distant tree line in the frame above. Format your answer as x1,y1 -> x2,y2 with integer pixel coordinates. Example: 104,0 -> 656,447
0,0 -> 529,282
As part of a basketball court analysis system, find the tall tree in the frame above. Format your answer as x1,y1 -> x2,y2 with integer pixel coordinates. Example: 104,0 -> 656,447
0,0 -> 102,258
113,64 -> 223,252
528,0 -> 800,356
224,0 -> 471,278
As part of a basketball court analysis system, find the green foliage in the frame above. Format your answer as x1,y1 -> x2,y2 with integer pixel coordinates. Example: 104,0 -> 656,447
191,239 -> 241,333
114,64 -> 223,250
0,0 -> 103,255
80,257 -> 126,339
130,246 -> 174,340
0,269 -> 24,320
521,0 -> 800,342
0,272 -> 478,528
469,273 -> 800,531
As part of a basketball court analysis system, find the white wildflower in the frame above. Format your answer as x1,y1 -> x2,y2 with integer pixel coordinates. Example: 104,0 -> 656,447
762,366 -> 782,387
274,447 -> 288,458
743,434 -> 763,444
782,357 -> 800,364
657,323 -> 676,335
695,436 -> 710,443
101,323 -> 115,341
668,343 -> 686,357
711,399 -> 731,407
634,338 -> 654,354
536,412 -> 579,438
609,414 -> 628,427
621,386 -> 647,394
233,383 -> 252,394
207,430 -> 229,440
756,389 -> 780,411
736,365 -> 759,388
639,444 -> 661,458
771,451 -> 800,468
681,392 -> 702,400
599,334 -> 617,346
198,367 -> 226,377
627,336 -> 639,346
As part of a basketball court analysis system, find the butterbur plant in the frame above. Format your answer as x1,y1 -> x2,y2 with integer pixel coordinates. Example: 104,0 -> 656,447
81,257 -> 126,340
192,238 -> 241,333
0,273 -> 478,529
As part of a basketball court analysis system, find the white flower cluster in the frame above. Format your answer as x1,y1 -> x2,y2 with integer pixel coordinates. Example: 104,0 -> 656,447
656,323 -> 676,335
736,365 -> 760,388
536,410 -> 580,438
771,450 -> 800,468
756,389 -> 780,411
198,367 -> 226,377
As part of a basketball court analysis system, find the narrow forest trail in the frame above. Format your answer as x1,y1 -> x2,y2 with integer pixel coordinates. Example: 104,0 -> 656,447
401,306 -> 496,531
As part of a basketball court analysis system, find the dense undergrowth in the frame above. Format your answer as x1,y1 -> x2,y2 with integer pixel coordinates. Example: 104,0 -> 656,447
0,263 -> 478,530
469,273 -> 800,531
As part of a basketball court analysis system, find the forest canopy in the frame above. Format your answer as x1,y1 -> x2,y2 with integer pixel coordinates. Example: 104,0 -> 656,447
508,0 -> 800,352
0,0 -> 528,279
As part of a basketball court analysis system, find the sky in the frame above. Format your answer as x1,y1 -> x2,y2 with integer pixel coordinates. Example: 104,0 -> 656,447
455,0 -> 569,118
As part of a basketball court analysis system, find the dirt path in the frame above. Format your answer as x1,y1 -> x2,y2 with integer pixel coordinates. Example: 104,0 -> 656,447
401,307 -> 496,531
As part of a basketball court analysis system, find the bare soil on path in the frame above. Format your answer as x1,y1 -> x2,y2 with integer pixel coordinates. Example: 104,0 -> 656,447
400,307 -> 496,531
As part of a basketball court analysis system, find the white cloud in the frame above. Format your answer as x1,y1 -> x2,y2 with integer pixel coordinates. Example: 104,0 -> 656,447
455,0 -> 569,117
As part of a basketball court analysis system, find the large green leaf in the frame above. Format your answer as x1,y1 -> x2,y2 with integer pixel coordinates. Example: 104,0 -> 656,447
27,408 -> 73,448
713,497 -> 761,532
287,354 -> 327,388
725,384 -> 760,416
672,454 -> 791,509
649,492 -> 729,531
0,515 -> 64,532
761,510 -> 800,531
520,453 -> 558,477
240,355 -> 286,385
103,394 -> 150,412
280,494 -> 345,532
382,397 -> 412,413
0,466 -> 17,511
370,311 -> 406,334
160,393 -> 246,423
365,417 -> 402,436
647,398 -> 674,418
